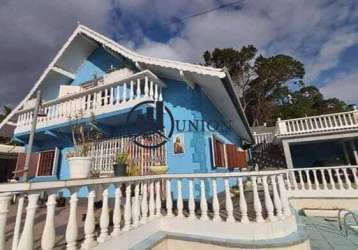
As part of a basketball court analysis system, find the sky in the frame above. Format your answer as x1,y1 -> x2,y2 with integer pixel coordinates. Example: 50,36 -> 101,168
0,0 -> 358,109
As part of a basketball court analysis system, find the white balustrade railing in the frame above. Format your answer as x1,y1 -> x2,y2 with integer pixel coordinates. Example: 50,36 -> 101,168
276,110 -> 358,136
15,70 -> 164,134
0,170 -> 294,249
253,132 -> 274,145
285,165 -> 358,198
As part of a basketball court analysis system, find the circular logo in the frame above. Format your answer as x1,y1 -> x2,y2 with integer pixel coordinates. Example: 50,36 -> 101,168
126,101 -> 174,149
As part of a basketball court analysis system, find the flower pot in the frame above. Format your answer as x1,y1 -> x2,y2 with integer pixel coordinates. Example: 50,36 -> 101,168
68,157 -> 92,179
149,165 -> 168,175
113,163 -> 127,177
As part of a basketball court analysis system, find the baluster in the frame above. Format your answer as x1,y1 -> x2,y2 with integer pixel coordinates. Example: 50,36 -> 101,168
342,168 -> 352,189
132,182 -> 140,228
188,179 -> 195,219
112,184 -> 122,236
149,181 -> 155,220
18,193 -> 40,250
176,179 -> 184,218
129,81 -> 134,100
320,169 -> 328,190
155,181 -> 161,217
159,88 -> 163,101
262,176 -> 275,222
140,182 -> 148,224
351,167 -> 358,187
252,176 -> 264,223
116,86 -> 120,104
123,183 -> 132,231
41,193 -> 57,250
212,179 -> 220,221
271,175 -> 283,219
312,170 -> 319,189
334,169 -> 343,189
65,190 -> 78,250
82,188 -> 97,249
342,114 -> 348,127
285,172 -> 291,191
298,171 -> 304,189
291,171 -> 298,190
166,179 -> 173,217
237,178 -> 249,223
154,84 -> 159,101
98,185 -> 110,242
278,175 -> 291,217
122,83 -> 127,102
144,76 -> 149,97
136,79 -> 141,98
327,169 -> 335,189
110,87 -> 114,105
149,81 -> 154,99
200,179 -> 208,221
0,194 -> 10,250
305,170 -> 312,190
224,178 -> 234,222
12,195 -> 24,250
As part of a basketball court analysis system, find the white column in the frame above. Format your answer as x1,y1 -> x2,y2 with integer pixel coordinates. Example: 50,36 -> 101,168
82,187 -> 97,249
144,77 -> 149,97
176,179 -> 184,218
212,179 -> 220,222
155,181 -> 161,217
166,180 -> 173,217
132,183 -> 140,228
350,141 -> 358,165
17,193 -> 40,250
188,179 -> 195,219
224,179 -> 235,222
122,83 -> 127,102
0,194 -> 10,250
262,176 -> 275,222
278,175 -> 291,217
140,182 -> 149,224
200,179 -> 208,221
251,176 -> 264,223
41,193 -> 57,250
271,175 -> 283,219
136,79 -> 141,99
149,181 -> 155,220
238,178 -> 249,223
12,195 -> 24,250
123,183 -> 132,231
112,184 -> 122,236
342,142 -> 351,165
282,141 -> 294,169
98,185 -> 110,242
129,81 -> 134,100
65,190 -> 78,250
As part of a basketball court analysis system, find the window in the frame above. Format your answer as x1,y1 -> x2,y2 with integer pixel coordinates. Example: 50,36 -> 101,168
212,135 -> 226,167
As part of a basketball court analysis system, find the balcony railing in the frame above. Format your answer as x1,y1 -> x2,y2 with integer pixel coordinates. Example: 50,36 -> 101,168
14,70 -> 164,135
0,170 -> 298,250
275,110 -> 358,136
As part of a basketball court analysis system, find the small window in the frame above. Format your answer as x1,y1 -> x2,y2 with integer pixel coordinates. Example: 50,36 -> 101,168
212,135 -> 226,167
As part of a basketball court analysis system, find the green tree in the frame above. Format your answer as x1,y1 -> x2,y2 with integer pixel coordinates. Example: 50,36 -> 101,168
0,106 -> 11,123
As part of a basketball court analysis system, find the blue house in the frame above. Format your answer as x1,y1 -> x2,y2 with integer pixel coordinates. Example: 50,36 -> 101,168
0,25 -> 253,186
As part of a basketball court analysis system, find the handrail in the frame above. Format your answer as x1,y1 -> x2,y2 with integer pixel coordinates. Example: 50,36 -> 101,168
338,209 -> 358,237
279,110 -> 358,123
288,165 -> 357,172
16,70 -> 164,114
0,170 -> 289,193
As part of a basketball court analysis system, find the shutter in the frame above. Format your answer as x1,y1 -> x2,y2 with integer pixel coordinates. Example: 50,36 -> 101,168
212,137 -> 225,167
15,152 -> 40,177
37,150 -> 56,176
15,153 -> 26,177
226,144 -> 237,169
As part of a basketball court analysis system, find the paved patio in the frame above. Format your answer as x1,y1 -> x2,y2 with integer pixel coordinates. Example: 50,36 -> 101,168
300,215 -> 358,250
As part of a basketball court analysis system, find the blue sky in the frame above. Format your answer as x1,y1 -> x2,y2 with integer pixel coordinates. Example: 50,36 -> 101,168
0,0 -> 357,107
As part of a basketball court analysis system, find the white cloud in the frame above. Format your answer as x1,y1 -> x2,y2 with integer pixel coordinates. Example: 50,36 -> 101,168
320,72 -> 358,104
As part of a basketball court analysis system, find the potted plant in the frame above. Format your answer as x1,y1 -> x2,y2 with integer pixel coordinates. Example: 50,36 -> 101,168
113,152 -> 129,177
67,113 -> 102,179
149,157 -> 168,175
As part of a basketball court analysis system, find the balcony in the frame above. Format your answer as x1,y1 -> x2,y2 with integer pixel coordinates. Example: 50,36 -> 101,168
275,110 -> 358,137
14,70 -> 165,135
1,165 -> 357,249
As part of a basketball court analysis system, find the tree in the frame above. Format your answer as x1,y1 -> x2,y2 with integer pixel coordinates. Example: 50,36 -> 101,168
202,46 -> 351,126
203,47 -> 305,125
0,106 -> 11,123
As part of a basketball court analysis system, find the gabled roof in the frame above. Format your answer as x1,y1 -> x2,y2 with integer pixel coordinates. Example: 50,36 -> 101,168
0,24 -> 253,143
